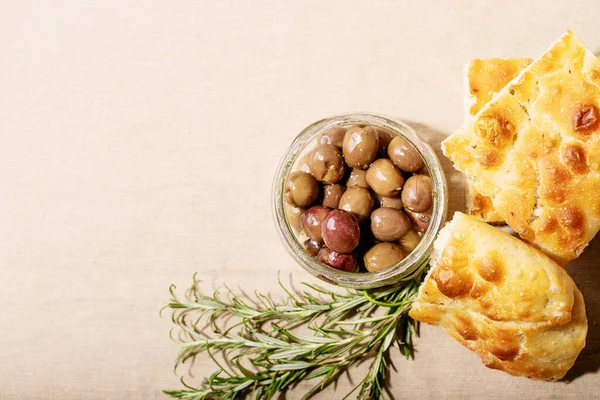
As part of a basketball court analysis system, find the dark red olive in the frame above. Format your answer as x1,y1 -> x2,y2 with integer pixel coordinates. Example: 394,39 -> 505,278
322,184 -> 346,208
321,209 -> 360,253
304,239 -> 322,257
301,206 -> 330,242
317,247 -> 359,272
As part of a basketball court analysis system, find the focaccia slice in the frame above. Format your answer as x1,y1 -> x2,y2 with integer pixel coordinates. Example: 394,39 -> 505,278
464,58 -> 532,223
410,212 -> 587,381
443,30 -> 600,265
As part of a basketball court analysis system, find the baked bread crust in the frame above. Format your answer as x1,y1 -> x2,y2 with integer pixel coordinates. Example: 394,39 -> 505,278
444,30 -> 600,264
409,212 -> 587,381
464,58 -> 532,223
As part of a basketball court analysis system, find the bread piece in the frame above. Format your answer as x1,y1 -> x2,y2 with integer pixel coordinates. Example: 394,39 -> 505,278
409,212 -> 587,381
444,30 -> 600,264
464,58 -> 532,223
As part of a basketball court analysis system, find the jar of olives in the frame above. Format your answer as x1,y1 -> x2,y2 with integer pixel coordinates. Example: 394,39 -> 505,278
272,113 -> 448,289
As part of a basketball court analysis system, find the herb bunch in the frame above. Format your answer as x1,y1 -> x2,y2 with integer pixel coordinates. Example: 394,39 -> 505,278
162,260 -> 426,400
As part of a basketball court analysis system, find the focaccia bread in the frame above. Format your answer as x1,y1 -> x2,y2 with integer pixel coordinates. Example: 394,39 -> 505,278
443,30 -> 600,265
464,58 -> 532,223
409,212 -> 587,381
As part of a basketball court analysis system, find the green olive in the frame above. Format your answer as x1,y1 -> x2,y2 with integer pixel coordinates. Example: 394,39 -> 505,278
309,144 -> 345,183
376,195 -> 404,210
346,168 -> 369,188
376,127 -> 394,156
370,207 -> 411,242
364,242 -> 406,272
318,127 -> 347,149
365,159 -> 404,197
388,136 -> 424,172
285,171 -> 319,208
338,187 -> 374,223
398,230 -> 421,253
342,125 -> 379,169
402,175 -> 433,212
286,205 -> 304,231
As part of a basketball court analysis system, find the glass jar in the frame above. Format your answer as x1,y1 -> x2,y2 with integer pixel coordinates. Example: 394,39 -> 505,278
272,113 -> 448,289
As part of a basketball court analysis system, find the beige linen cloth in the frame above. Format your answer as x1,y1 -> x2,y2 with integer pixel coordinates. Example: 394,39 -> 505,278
1,1 -> 599,399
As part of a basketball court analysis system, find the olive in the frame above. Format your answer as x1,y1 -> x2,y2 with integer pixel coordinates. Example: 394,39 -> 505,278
370,207 -> 411,242
376,127 -> 394,156
297,150 -> 313,173
416,167 -> 430,177
285,171 -> 319,208
309,144 -> 345,183
405,208 -> 432,233
342,125 -> 379,169
317,247 -> 359,272
322,184 -> 346,208
365,159 -> 405,197
301,205 -> 330,242
304,239 -> 322,257
286,205 -> 304,231
338,187 -> 374,223
364,242 -> 406,272
376,195 -> 404,210
399,230 -> 421,253
318,127 -> 347,149
388,136 -> 425,172
346,168 -> 369,188
402,175 -> 433,212
321,209 -> 360,253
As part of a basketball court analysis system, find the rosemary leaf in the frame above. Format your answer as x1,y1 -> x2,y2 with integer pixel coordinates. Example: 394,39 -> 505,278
163,261 -> 427,399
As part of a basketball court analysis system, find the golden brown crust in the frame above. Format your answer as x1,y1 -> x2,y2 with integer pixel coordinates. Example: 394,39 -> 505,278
410,212 -> 587,381
448,30 -> 600,264
464,58 -> 532,223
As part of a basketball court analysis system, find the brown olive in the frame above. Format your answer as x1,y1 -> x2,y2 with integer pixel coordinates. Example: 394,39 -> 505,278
405,208 -> 432,233
322,184 -> 346,208
402,175 -> 433,212
318,127 -> 347,149
416,167 -> 430,177
338,187 -> 374,223
388,136 -> 425,172
301,205 -> 330,242
342,125 -> 379,169
304,239 -> 322,257
364,242 -> 406,272
376,128 -> 394,156
321,209 -> 360,253
309,144 -> 345,183
370,208 -> 411,242
399,230 -> 421,253
317,247 -> 359,272
376,195 -> 404,210
285,171 -> 319,208
286,205 -> 304,231
346,168 -> 369,188
365,159 -> 405,197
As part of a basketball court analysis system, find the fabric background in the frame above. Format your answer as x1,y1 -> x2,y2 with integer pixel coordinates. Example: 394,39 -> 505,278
1,1 -> 599,399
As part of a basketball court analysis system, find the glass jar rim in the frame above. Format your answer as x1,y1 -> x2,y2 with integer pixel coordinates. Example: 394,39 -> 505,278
272,112 -> 448,289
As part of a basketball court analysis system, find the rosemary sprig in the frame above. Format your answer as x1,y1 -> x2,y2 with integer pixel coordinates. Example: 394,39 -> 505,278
162,261 -> 426,400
